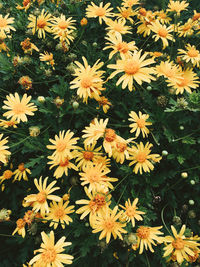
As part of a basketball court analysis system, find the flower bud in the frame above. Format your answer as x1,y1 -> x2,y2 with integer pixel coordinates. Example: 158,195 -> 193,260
72,101 -> 79,110
29,126 -> 40,137
188,210 -> 196,219
181,172 -> 188,179
37,96 -> 45,103
190,180 -> 195,185
146,86 -> 152,91
179,125 -> 184,130
162,150 -> 168,156
80,18 -> 88,26
188,199 -> 195,205
172,216 -> 182,225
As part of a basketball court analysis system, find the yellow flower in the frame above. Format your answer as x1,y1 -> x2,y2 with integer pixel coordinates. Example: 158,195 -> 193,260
149,20 -> 174,49
105,18 -> 132,36
92,206 -> 127,243
12,218 -> 26,238
163,225 -> 200,264
104,32 -> 137,59
108,50 -> 155,91
0,170 -> 13,184
154,60 -> 182,83
20,38 -> 39,54
112,136 -> 133,164
40,51 -> 55,68
155,10 -> 172,24
16,0 -> 32,11
82,118 -> 108,146
96,96 -> 112,113
2,93 -> 37,123
0,134 -> 11,164
128,142 -> 162,174
24,177 -> 61,216
103,128 -> 117,157
47,130 -> 79,162
27,9 -> 52,38
47,155 -> 78,179
13,163 -> 31,182
76,186 -> 111,225
29,231 -> 74,266
119,198 -> 145,227
167,0 -> 189,15
136,226 -> 164,254
167,68 -> 200,94
46,200 -> 74,229
122,0 -> 140,8
86,2 -> 113,24
178,19 -> 195,37
70,57 -> 105,103
178,44 -> 200,67
0,14 -> 15,35
114,7 -> 135,23
79,163 -> 118,192
128,111 -> 152,138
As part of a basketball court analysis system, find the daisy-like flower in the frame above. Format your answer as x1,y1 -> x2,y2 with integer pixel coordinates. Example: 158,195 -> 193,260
12,218 -> 26,238
76,186 -> 111,225
104,32 -> 137,59
40,51 -> 55,68
122,0 -> 140,8
155,10 -> 172,24
178,44 -> 200,67
128,142 -> 162,174
167,68 -> 200,94
74,143 -> 102,170
192,10 -> 200,21
105,18 -> 132,36
70,57 -> 105,103
163,225 -> 200,264
112,136 -> 133,164
93,155 -> 111,172
46,200 -> 74,229
96,96 -> 112,113
154,60 -> 182,83
108,50 -> 155,91
16,0 -> 32,11
149,20 -> 174,49
2,93 -> 37,123
119,198 -> 145,227
24,177 -> 61,216
82,118 -> 108,146
79,163 -> 118,192
178,19 -> 195,37
47,155 -> 78,179
0,134 -> 11,164
86,2 -> 113,24
27,9 -> 52,38
114,7 -> 135,24
103,128 -> 118,157
0,14 -> 15,35
136,226 -> 164,254
20,38 -> 39,54
167,0 -> 189,15
137,18 -> 153,37
92,206 -> 127,243
13,163 -> 31,182
47,130 -> 79,162
29,231 -> 74,266
149,51 -> 163,59
0,170 -> 13,184
129,111 -> 152,138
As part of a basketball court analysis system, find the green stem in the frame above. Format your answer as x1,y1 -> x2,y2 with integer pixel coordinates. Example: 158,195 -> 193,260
117,183 -> 128,205
161,205 -> 171,235
145,251 -> 151,267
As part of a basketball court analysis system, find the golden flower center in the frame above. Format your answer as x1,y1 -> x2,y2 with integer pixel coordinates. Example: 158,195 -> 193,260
56,140 -> 67,152
104,219 -> 114,230
116,42 -> 129,53
37,18 -> 47,29
3,170 -> 13,179
18,163 -> 26,172
114,24 -> 124,32
158,28 -> 168,37
136,152 -> 147,163
137,226 -> 150,239
54,208 -> 65,218
89,194 -> 106,212
23,0 -> 31,7
159,13 -> 166,19
0,18 -> 7,28
95,7 -> 106,17
137,118 -> 145,128
116,142 -> 127,152
23,210 -> 34,224
177,77 -> 189,87
193,13 -> 200,21
124,61 -> 139,75
42,248 -> 57,263
81,77 -> 93,88
13,103 -> 26,115
187,49 -> 199,57
36,191 -> 47,203
172,237 -> 185,250
59,158 -> 69,167
89,173 -> 100,183
21,39 -> 32,50
139,8 -> 147,16
183,24 -> 191,31
164,68 -> 174,78
83,151 -> 94,160
58,20 -> 68,30
153,52 -> 162,57
126,206 -> 136,217
16,218 -> 26,229
105,128 -> 116,142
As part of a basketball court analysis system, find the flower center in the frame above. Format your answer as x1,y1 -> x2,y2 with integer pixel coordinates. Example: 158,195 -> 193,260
58,20 -> 68,30
56,140 -> 67,152
158,28 -> 168,37
42,248 -> 57,263
139,8 -> 147,16
54,208 -> 65,218
81,76 -> 93,88
89,194 -> 106,212
116,142 -> 127,152
136,152 -> 147,163
83,151 -> 94,160
18,163 -> 26,172
126,206 -> 136,217
177,77 -> 189,87
137,118 -> 145,128
37,18 -> 47,29
59,158 -> 69,167
36,191 -> 47,203
187,49 -> 199,57
172,237 -> 185,250
13,103 -> 26,115
116,42 -> 129,53
105,128 -> 116,142
16,218 -> 26,229
95,7 -> 106,17
124,61 -> 139,75
183,24 -> 191,31
0,18 -> 7,28
137,226 -> 150,239
121,9 -> 131,18
104,219 -> 114,230
193,13 -> 200,21
3,170 -> 13,179
23,0 -> 31,7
